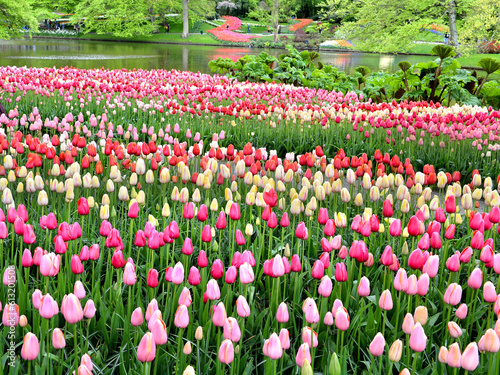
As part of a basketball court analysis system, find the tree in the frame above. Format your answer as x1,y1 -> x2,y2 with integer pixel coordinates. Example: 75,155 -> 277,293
0,0 -> 40,39
72,0 -> 157,37
335,0 -> 458,53
174,0 -> 215,39
182,0 -> 189,38
273,0 -> 279,42
318,0 -> 361,23
460,0 -> 500,53
446,0 -> 459,49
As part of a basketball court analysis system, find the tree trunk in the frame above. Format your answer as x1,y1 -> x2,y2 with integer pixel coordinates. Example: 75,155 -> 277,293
149,7 -> 156,32
447,0 -> 459,50
273,0 -> 279,43
182,0 -> 189,39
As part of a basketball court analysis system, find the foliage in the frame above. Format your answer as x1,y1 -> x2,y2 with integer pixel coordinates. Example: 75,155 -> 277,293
0,0 -> 40,39
459,0 -> 500,54
317,0 -> 360,23
209,45 -> 500,107
71,0 -> 159,37
334,0 -> 445,53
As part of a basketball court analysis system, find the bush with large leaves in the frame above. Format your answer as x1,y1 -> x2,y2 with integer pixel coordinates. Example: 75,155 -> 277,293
209,45 -> 500,107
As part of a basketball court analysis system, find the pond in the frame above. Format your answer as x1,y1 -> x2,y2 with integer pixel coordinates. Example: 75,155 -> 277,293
0,39 -> 432,74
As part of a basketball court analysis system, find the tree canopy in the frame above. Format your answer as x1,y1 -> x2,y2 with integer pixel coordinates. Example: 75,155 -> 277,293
0,0 -> 40,39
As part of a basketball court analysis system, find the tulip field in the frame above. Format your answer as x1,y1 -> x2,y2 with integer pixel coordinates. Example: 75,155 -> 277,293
1,66 -> 500,375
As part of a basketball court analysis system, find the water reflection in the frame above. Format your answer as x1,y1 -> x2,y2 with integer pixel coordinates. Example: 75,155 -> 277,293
0,39 -> 431,74
379,55 -> 395,71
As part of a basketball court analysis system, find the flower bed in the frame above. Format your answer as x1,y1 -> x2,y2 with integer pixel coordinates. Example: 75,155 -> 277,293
320,40 -> 354,48
289,19 -> 313,32
0,66 -> 499,375
207,16 -> 260,43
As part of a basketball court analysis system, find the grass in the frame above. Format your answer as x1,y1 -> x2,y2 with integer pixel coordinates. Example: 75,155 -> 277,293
416,31 -> 446,43
456,54 -> 500,68
406,43 -> 436,54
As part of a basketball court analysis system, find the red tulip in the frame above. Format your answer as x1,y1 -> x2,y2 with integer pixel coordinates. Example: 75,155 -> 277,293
77,197 -> 89,215
71,255 -> 84,274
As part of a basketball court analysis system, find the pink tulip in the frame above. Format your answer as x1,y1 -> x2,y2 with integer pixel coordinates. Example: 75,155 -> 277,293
409,323 -> 427,352
357,276 -> 370,297
213,302 -> 227,327
444,283 -> 462,305
40,253 -> 61,276
417,273 -> 430,296
236,295 -> 251,318
178,287 -> 192,307
145,299 -> 159,322
74,281 -> 86,299
380,246 -> 393,266
302,298 -> 319,324
447,342 -> 461,367
438,346 -> 449,363
484,281 -> 497,303
318,275 -> 332,297
229,203 -> 240,221
394,268 -> 408,292
279,328 -> 290,349
137,332 -> 156,362
295,222 -> 308,239
295,343 -> 311,367
448,321 -> 462,338
188,266 -> 201,286
334,307 -> 350,331
334,262 -> 347,282
239,262 -> 254,284
83,300 -> 96,319
455,303 -> 467,320
467,267 -> 483,289
21,249 -> 33,267
150,318 -> 168,345
369,333 -> 385,356
324,311 -> 334,326
402,313 -> 414,334
223,317 -> 241,342
171,262 -> 185,284
483,329 -> 500,353
218,339 -> 234,364
123,261 -> 137,285
422,255 -> 439,278
61,294 -> 83,324
206,279 -> 221,300
174,305 -> 189,329
182,238 -> 193,255
39,294 -> 57,319
52,328 -> 66,349
201,225 -> 212,243
302,327 -> 318,348
461,342 -> 479,371
216,211 -> 227,229
276,302 -> 289,323
131,307 -> 144,326
379,290 -> 393,310
21,332 -> 39,360
225,266 -> 237,284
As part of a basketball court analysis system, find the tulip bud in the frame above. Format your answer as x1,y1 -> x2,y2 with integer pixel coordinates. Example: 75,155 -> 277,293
183,342 -> 192,355
195,326 -> 203,341
301,359 -> 313,375
389,340 -> 403,362
328,352 -> 341,375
